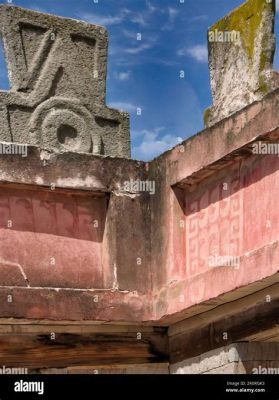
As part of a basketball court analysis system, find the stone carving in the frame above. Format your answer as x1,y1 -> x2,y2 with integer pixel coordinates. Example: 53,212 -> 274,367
0,5 -> 130,157
204,0 -> 279,128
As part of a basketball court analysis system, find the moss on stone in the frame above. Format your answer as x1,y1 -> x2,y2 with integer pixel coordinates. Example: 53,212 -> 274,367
203,107 -> 211,126
259,48 -> 267,71
259,75 -> 268,93
259,31 -> 271,72
211,0 -> 273,65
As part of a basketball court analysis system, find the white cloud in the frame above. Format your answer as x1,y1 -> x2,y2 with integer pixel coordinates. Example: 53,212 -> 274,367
190,15 -> 208,22
107,101 -> 139,113
114,71 -> 131,81
122,29 -> 138,40
162,7 -> 179,31
130,13 -> 148,27
177,48 -> 186,57
124,34 -> 157,55
277,0 -> 279,11
168,7 -> 178,24
78,9 -> 130,26
133,128 -> 183,161
178,45 -> 208,63
130,0 -> 157,27
124,43 -> 153,54
146,0 -> 157,13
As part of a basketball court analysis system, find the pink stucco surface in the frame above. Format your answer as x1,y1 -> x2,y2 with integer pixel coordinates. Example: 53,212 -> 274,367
0,189 -> 107,289
185,154 -> 278,279
152,154 -> 279,321
0,91 -> 279,323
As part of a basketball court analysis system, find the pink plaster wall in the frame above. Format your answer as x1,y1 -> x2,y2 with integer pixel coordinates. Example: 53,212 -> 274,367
0,188 -> 108,289
153,153 -> 279,321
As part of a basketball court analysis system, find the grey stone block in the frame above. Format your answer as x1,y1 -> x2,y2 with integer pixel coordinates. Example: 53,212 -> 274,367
204,0 -> 279,128
0,5 -> 130,157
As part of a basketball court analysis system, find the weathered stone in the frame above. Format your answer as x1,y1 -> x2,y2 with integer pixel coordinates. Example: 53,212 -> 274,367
170,343 -> 279,374
204,0 -> 279,127
0,5 -> 130,157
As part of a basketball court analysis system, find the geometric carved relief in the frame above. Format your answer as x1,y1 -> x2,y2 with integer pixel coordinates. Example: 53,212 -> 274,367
185,153 -> 279,284
30,97 -> 100,153
186,163 -> 244,279
0,187 -> 108,289
0,5 -> 130,157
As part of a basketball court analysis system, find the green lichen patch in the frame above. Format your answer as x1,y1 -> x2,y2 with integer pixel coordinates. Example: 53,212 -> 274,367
210,0 -> 274,64
258,74 -> 268,93
203,107 -> 211,127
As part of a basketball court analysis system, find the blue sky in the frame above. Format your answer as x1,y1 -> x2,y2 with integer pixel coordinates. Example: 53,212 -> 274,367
0,0 -> 279,161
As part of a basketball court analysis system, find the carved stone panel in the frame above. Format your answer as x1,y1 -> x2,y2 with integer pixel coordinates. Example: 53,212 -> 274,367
0,5 -> 130,157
